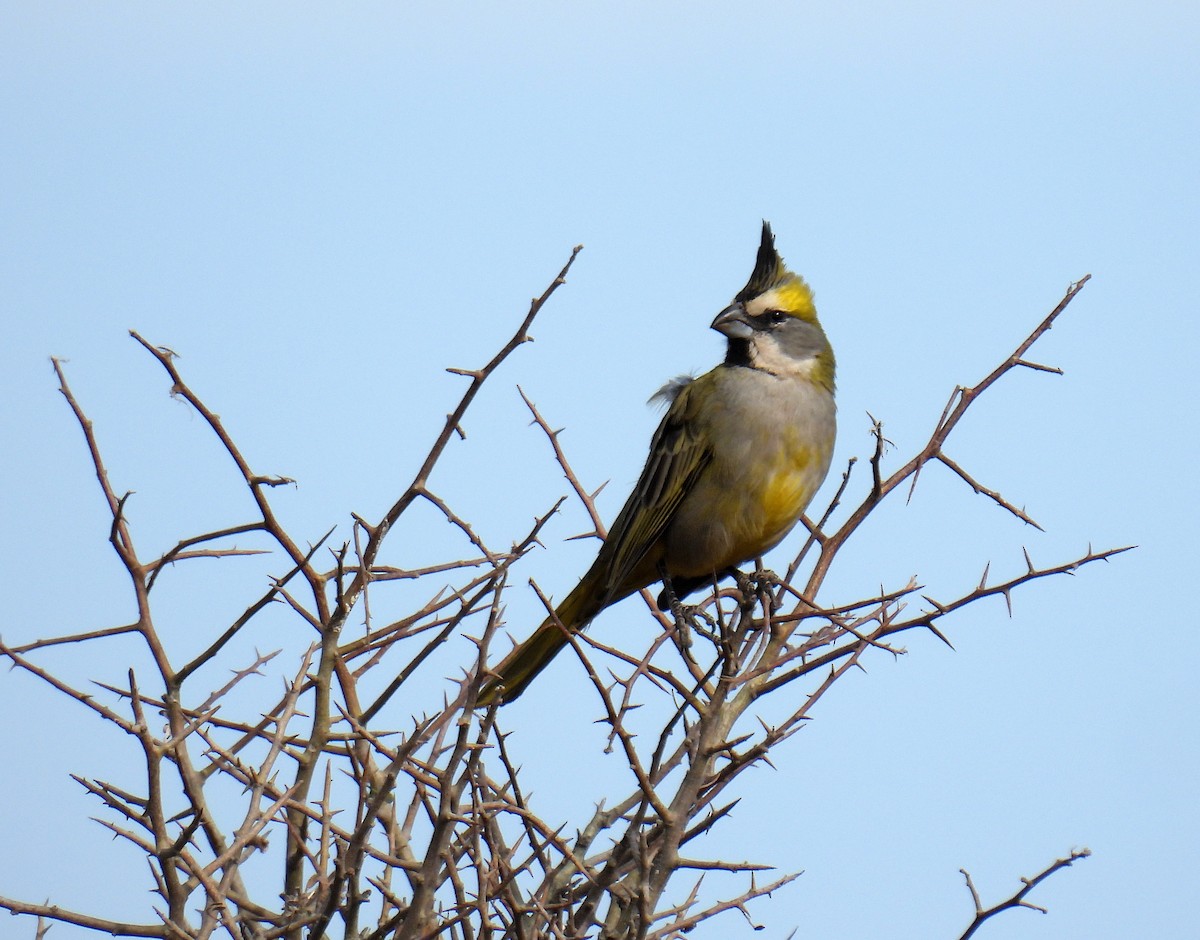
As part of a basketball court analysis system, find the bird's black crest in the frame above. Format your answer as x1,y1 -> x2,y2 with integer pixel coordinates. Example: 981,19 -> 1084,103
735,221 -> 785,303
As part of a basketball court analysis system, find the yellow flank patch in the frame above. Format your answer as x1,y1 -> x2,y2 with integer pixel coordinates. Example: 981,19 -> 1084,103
760,444 -> 817,534
762,468 -> 809,532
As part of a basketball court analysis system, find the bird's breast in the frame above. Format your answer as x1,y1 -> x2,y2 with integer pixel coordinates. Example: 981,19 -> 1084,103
664,367 -> 836,577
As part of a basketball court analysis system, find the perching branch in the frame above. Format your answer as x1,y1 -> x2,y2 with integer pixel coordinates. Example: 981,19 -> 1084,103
3,267 -> 1115,940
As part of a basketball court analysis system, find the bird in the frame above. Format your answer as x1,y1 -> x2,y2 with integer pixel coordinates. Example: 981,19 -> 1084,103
477,222 -> 836,705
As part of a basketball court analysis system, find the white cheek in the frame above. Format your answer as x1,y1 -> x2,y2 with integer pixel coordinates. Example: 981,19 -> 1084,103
750,335 -> 814,377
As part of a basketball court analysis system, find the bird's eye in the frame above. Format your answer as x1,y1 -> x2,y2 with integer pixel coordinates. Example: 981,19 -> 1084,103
767,310 -> 789,325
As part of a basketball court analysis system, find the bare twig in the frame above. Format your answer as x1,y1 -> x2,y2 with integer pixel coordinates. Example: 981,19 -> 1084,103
957,849 -> 1091,939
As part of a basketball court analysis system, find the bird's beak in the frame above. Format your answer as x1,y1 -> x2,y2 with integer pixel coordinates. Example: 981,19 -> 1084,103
711,303 -> 753,340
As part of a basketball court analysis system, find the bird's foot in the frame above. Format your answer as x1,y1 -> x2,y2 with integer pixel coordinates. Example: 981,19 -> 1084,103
753,567 -> 779,587
659,585 -> 695,649
732,568 -> 778,607
732,569 -> 756,598
729,567 -> 782,634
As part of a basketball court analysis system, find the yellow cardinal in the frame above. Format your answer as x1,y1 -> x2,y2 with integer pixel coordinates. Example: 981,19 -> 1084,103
479,222 -> 836,704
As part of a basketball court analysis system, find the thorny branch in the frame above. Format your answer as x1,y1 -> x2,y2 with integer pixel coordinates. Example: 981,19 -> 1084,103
2,270 -> 1118,939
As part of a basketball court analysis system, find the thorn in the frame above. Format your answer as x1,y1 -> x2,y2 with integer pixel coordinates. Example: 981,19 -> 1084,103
1013,357 -> 1064,376
978,562 -> 991,591
565,529 -> 603,543
1002,588 -> 1013,617
1023,546 -> 1035,574
906,464 -> 922,505
926,622 -> 955,649
922,594 -> 949,614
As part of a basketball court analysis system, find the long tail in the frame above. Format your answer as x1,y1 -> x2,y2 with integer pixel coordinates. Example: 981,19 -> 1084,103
477,574 -> 607,706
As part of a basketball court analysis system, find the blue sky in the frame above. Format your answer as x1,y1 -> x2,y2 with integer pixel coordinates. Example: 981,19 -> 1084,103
2,3 -> 1197,938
